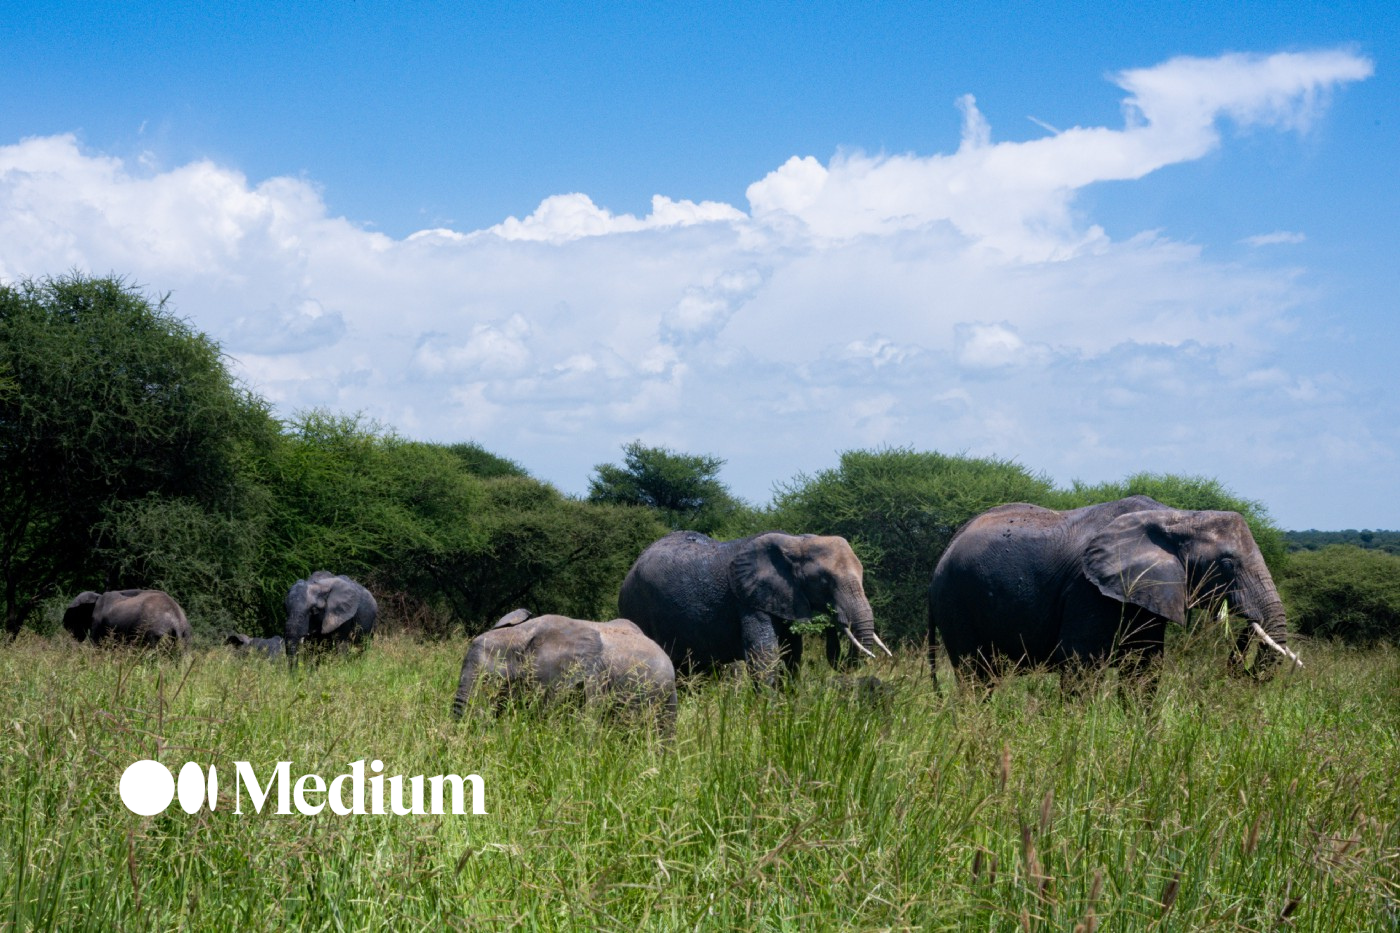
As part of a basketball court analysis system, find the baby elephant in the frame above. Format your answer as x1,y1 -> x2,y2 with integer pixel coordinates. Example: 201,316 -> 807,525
63,589 -> 191,648
225,633 -> 286,659
452,610 -> 677,725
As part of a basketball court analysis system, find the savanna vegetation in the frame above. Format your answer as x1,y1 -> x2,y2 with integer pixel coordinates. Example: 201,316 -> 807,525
1,636 -> 1396,929
3,273 -> 1398,928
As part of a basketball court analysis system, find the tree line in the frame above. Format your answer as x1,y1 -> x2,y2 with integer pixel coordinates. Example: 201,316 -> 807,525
3,274 -> 1394,645
1286,529 -> 1400,554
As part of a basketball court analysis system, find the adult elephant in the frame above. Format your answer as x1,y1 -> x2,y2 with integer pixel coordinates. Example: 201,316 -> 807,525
62,589 -> 191,647
618,531 -> 891,683
928,495 -> 1300,689
451,609 -> 677,724
284,571 -> 377,666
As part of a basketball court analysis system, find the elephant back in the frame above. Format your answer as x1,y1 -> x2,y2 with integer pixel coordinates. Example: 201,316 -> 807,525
619,532 -> 739,669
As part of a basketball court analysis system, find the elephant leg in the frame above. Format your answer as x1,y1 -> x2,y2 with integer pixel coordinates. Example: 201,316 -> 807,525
740,611 -> 783,686
1114,613 -> 1166,703
954,651 -> 1001,700
776,621 -> 803,678
1056,638 -> 1114,700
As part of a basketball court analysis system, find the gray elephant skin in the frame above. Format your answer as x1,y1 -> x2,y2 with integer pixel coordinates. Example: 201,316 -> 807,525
284,571 -> 377,665
226,633 -> 285,658
62,589 -> 192,647
928,495 -> 1295,687
618,531 -> 889,682
452,610 -> 677,723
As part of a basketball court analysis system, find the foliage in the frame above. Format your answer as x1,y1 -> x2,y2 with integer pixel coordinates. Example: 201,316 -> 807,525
1287,529 -> 1400,555
770,448 -> 1058,644
94,496 -> 270,635
446,441 -> 530,479
2,639 -> 1396,929
1281,545 -> 1400,644
0,274 -> 276,635
414,474 -> 666,634
588,440 -> 751,536
259,414 -> 664,638
1061,472 -> 1288,573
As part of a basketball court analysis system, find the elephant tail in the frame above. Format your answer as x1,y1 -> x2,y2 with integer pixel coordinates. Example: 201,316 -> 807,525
927,598 -> 940,687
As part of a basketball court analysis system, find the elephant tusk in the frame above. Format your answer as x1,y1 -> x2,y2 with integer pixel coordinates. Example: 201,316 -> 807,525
845,628 -> 878,659
871,632 -> 894,657
1250,622 -> 1303,669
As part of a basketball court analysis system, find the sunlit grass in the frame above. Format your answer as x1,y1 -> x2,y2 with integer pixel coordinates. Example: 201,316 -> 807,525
2,633 -> 1397,930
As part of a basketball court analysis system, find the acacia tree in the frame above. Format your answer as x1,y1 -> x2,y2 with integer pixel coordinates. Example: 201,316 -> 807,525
588,440 -> 748,535
0,274 -> 271,635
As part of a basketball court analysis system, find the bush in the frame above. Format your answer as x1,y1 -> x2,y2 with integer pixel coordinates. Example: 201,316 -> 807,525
1281,545 -> 1400,644
258,414 -> 664,637
770,448 -> 1058,644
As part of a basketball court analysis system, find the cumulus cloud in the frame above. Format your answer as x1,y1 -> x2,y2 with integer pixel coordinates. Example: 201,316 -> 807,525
0,48 -> 1384,526
661,268 -> 767,345
744,50 -> 1372,261
488,193 -> 744,242
954,323 -> 1051,371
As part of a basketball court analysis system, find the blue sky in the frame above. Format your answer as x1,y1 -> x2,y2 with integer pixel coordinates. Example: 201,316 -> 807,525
2,2 -> 1396,528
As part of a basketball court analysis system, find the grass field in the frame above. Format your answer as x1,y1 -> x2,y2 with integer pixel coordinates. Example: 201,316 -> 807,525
2,632 -> 1397,931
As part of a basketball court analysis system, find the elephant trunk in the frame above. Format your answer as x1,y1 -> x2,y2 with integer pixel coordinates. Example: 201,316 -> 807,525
1232,566 -> 1300,674
452,645 -> 484,719
1249,593 -> 1300,670
832,582 -> 889,660
284,608 -> 309,668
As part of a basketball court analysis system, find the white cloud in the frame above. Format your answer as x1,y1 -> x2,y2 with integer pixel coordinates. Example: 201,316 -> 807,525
1243,230 -> 1307,247
742,50 -> 1370,262
661,268 -> 767,345
0,48 -> 1385,527
954,323 -> 1050,370
488,193 -> 744,242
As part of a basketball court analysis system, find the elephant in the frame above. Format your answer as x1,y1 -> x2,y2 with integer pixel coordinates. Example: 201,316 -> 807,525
617,531 -> 891,683
284,571 -> 377,666
451,609 -> 677,724
225,633 -> 285,659
62,589 -> 191,648
927,495 -> 1300,691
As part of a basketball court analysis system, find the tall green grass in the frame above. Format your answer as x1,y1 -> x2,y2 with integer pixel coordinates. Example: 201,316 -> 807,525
2,634 -> 1397,930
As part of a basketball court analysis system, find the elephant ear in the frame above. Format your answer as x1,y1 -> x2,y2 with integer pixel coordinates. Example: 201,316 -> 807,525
1083,511 -> 1188,625
63,592 -> 100,639
730,534 -> 812,620
492,608 -> 533,629
317,578 -> 361,634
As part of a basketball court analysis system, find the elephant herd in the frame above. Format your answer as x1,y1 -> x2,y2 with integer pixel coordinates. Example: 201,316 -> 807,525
59,497 -> 1302,720
62,571 -> 379,663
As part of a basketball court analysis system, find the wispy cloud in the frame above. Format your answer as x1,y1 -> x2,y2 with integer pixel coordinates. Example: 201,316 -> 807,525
0,48 -> 1382,526
1243,230 -> 1308,247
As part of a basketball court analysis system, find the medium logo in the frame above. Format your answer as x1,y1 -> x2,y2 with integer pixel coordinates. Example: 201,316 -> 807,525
119,759 -> 486,816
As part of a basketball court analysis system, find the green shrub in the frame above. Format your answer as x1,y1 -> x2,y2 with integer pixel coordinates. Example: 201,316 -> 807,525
770,448 -> 1058,644
1281,545 -> 1400,644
